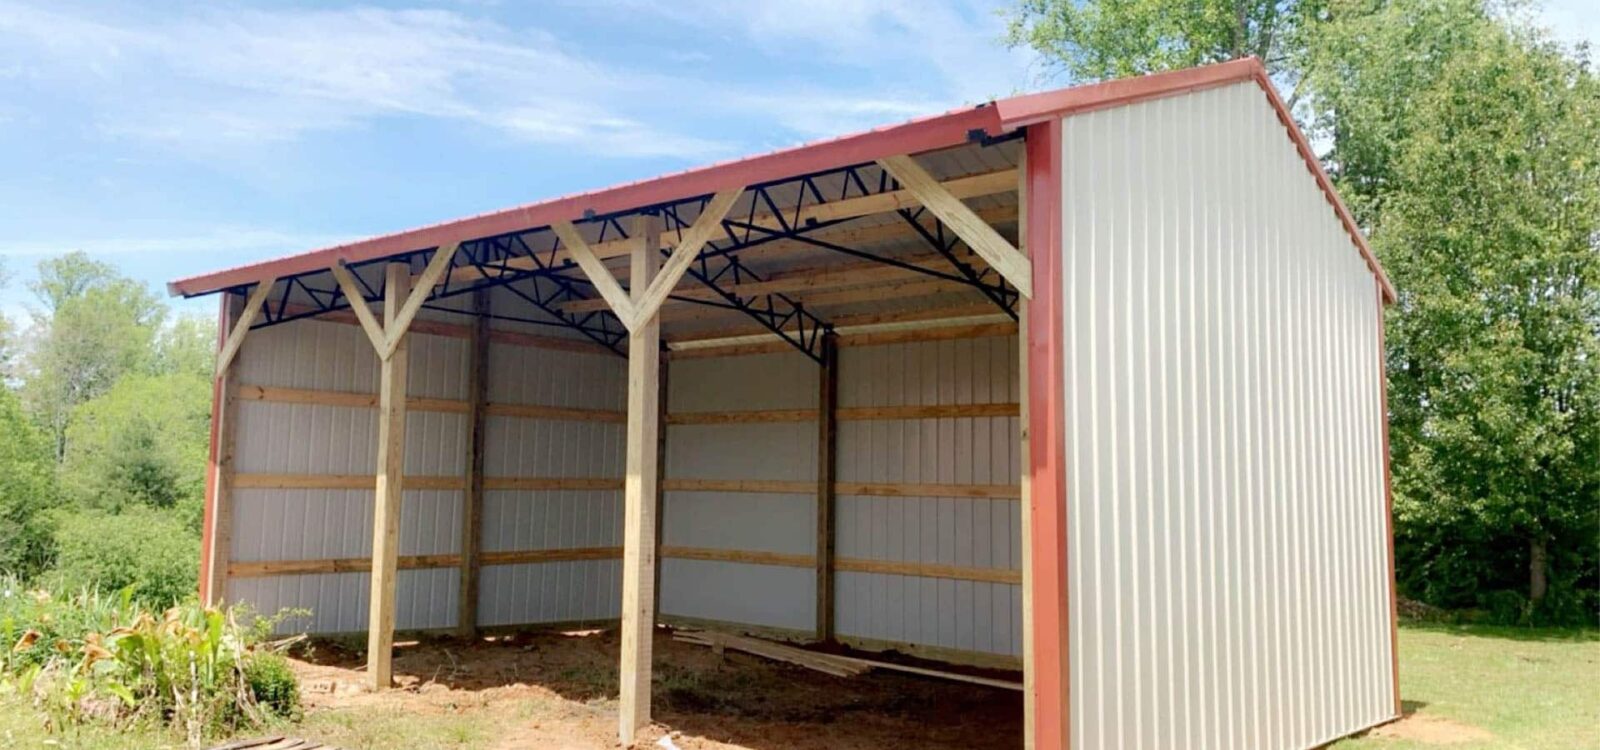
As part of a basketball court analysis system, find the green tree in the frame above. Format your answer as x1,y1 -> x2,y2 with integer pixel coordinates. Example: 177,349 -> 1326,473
1367,23 -> 1599,622
155,313 -> 217,379
61,372 -> 212,526
0,387 -> 58,578
21,252 -> 166,459
1007,0 -> 1310,81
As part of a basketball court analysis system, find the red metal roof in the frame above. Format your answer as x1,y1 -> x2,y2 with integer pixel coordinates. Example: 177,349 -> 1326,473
168,57 -> 1393,303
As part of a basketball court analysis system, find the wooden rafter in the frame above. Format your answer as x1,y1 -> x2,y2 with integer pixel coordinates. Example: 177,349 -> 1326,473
553,189 -> 743,331
214,278 -> 277,378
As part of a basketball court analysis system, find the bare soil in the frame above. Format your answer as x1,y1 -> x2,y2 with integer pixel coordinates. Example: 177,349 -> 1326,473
287,627 -> 1022,750
1368,713 -> 1494,745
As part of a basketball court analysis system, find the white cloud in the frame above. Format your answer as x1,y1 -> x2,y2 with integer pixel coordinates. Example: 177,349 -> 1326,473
0,3 -> 736,158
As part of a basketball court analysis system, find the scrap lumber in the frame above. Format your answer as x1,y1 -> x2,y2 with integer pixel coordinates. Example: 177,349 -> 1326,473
672,629 -> 1021,690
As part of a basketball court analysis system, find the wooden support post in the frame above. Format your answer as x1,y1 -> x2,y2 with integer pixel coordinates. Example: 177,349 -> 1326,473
1017,158 -> 1035,750
618,214 -> 662,744
201,293 -> 246,606
653,355 -> 669,621
458,288 -> 490,637
367,263 -> 411,691
814,331 -> 839,641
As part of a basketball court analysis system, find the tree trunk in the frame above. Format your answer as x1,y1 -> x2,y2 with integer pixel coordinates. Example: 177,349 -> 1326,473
1529,536 -> 1548,604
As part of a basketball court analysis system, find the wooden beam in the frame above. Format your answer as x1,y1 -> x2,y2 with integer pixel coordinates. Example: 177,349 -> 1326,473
366,263 -> 410,691
202,294 -> 245,606
834,557 -> 1021,585
551,221 -> 637,326
618,214 -> 661,745
655,546 -> 1018,584
329,262 -> 388,354
561,250 -> 968,314
381,243 -> 458,361
815,332 -> 838,641
214,278 -> 277,378
459,288 -> 489,637
481,547 -> 624,565
232,473 -> 461,490
1018,155 -> 1036,750
228,547 -> 624,577
484,402 -> 627,423
629,189 -> 743,327
660,546 -> 812,568
879,155 -> 1033,298
482,477 -> 625,491
664,303 -> 1004,344
664,402 -> 1020,423
662,478 -> 814,494
670,319 -> 1018,360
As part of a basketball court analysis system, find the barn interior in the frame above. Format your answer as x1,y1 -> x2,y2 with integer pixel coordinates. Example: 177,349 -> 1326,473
192,131 -> 1036,742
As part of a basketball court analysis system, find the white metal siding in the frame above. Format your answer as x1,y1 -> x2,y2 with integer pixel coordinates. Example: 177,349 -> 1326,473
661,350 -> 818,632
835,336 -> 1022,658
479,341 -> 626,626
1058,82 -> 1394,749
228,320 -> 629,633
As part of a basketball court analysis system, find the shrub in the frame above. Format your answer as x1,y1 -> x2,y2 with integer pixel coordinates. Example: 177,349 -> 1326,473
0,389 -> 58,579
244,652 -> 301,720
49,507 -> 198,606
0,577 -> 302,743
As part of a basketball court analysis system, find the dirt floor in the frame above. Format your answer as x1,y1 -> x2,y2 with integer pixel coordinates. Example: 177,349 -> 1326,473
287,626 -> 1023,750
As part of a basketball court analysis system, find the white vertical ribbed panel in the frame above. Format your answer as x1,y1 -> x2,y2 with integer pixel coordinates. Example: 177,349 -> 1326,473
835,336 -> 1022,658
1058,82 -> 1394,749
479,343 -> 626,626
229,319 -> 468,633
661,350 -> 819,632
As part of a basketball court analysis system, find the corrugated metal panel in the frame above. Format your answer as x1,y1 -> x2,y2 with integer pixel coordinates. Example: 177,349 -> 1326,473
834,335 -> 1022,657
228,569 -> 457,633
477,343 -> 626,626
1058,82 -> 1393,749
228,320 -> 468,633
660,351 -> 819,630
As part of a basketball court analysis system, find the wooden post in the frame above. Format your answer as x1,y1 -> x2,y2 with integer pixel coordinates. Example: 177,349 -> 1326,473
814,331 -> 839,641
367,263 -> 411,690
201,293 -> 245,605
459,288 -> 490,637
618,214 -> 662,744
1017,157 -> 1036,750
653,355 -> 669,621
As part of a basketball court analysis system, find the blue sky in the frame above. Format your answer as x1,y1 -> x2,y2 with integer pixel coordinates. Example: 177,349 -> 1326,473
1,0 -> 1595,321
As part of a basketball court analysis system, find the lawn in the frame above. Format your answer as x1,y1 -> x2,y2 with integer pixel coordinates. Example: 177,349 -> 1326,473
1332,624 -> 1599,750
1,623 -> 1594,749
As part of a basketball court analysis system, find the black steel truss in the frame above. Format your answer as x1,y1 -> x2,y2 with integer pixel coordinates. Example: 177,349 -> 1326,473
894,206 -> 1019,319
217,146 -> 1020,364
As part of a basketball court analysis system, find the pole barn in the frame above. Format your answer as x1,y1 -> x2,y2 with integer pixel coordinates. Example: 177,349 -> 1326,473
172,58 -> 1401,750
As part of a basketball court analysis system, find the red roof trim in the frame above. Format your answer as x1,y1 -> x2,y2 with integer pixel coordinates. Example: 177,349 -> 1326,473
169,57 -> 1392,303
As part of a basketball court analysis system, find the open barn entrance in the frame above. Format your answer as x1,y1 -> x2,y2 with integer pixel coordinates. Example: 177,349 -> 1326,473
190,127 -> 1043,746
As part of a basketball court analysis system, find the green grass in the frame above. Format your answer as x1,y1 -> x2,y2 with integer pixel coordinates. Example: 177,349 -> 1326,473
1332,624 -> 1599,750
2,623 -> 1595,749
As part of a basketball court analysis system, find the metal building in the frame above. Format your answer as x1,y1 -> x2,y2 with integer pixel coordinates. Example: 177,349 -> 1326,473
170,58 -> 1400,750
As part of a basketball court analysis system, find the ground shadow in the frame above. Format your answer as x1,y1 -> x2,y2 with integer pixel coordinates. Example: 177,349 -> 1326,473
289,626 -> 1023,750
1399,620 -> 1600,643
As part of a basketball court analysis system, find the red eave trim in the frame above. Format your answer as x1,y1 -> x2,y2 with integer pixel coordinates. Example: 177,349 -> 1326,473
166,105 -> 1001,297
169,57 -> 1394,305
994,56 -> 1263,127
1250,65 -> 1397,304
